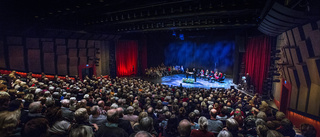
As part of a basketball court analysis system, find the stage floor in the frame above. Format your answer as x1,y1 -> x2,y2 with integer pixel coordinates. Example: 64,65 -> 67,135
157,74 -> 234,89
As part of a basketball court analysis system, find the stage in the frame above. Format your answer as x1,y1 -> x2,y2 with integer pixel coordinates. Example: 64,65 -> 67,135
145,74 -> 235,89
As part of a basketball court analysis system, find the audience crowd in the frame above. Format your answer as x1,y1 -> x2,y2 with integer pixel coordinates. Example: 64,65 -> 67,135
145,64 -> 183,78
0,70 -> 317,137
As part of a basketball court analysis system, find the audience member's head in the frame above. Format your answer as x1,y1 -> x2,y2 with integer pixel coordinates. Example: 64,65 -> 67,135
217,130 -> 233,137
256,124 -> 269,137
69,125 -> 93,137
90,105 -> 100,116
178,119 -> 191,137
0,91 -> 11,111
266,130 -> 283,137
226,118 -> 239,134
107,109 -> 119,123
22,118 -> 49,137
116,107 -> 124,118
75,108 -> 89,123
139,117 -> 153,132
300,123 -> 316,137
28,101 -> 42,114
134,131 -> 153,137
210,108 -> 218,119
198,116 -> 208,131
0,110 -> 21,136
275,111 -> 285,121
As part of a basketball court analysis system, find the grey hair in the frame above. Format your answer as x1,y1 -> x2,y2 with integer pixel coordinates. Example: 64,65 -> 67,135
90,105 -> 100,115
69,125 -> 93,137
134,131 -> 152,137
61,99 -> 70,107
74,108 -> 88,122
198,116 -> 208,130
110,103 -> 118,109
217,130 -> 233,137
255,118 -> 266,126
28,101 -> 42,113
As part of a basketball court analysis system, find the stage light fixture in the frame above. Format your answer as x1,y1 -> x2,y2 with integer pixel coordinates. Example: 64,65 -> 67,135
155,10 -> 158,15
163,9 -> 166,14
115,16 -> 118,20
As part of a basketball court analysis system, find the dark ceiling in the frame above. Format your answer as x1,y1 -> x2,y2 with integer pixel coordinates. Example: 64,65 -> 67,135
0,0 -> 318,35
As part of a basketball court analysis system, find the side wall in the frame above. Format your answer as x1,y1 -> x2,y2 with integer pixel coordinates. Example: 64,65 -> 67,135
0,36 -> 112,76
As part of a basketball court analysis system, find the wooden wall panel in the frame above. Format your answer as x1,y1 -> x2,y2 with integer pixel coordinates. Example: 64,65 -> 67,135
68,39 -> 77,48
292,27 -> 302,42
302,23 -> 312,38
296,63 -> 310,88
42,42 -> 54,53
307,83 -> 320,116
285,48 -> 294,65
286,30 -> 295,46
43,53 -> 55,74
69,57 -> 78,66
28,49 -> 41,73
26,38 -> 39,49
0,41 -> 6,68
290,48 -> 302,65
306,57 -> 320,85
56,46 -> 66,55
283,66 -> 292,83
8,46 -> 25,71
79,57 -> 87,65
41,38 -> 52,42
87,40 -> 94,48
78,49 -> 87,57
297,86 -> 309,112
297,41 -> 310,63
290,86 -> 298,109
69,66 -> 78,76
88,48 -> 95,57
309,30 -> 320,56
288,67 -> 300,88
7,37 -> 22,45
68,49 -> 78,57
57,55 -> 67,75
55,39 -> 65,45
78,40 -> 86,48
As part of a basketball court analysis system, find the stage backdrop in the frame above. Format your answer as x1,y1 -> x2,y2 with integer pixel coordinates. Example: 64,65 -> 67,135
164,40 -> 235,75
116,40 -> 138,76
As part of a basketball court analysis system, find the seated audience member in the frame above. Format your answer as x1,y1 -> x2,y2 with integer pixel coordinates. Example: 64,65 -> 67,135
189,112 -> 200,130
131,117 -> 158,137
217,130 -> 233,137
165,114 -> 179,137
225,118 -> 241,137
117,107 -> 134,135
178,119 -> 192,137
69,125 -> 94,137
22,101 -> 45,124
190,116 -> 215,137
124,106 -> 139,125
96,109 -> 128,137
134,131 -> 153,137
295,123 -> 316,137
61,99 -> 74,122
22,118 -> 49,137
89,105 -> 107,126
208,109 -> 223,134
0,91 -> 10,111
0,110 -> 21,137
276,118 -> 296,137
46,107 -> 71,136
256,124 -> 269,137
266,130 -> 284,137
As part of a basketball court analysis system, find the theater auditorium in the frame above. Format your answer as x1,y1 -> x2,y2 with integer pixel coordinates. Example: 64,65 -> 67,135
0,0 -> 319,137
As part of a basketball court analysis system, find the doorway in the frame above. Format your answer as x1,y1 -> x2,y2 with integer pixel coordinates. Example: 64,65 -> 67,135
280,85 -> 289,114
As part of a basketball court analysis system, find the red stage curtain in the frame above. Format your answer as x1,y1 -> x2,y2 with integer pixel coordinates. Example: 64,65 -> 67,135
245,36 -> 272,94
116,40 -> 138,76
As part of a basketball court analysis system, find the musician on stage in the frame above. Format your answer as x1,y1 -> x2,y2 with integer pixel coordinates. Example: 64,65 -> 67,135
192,68 -> 197,82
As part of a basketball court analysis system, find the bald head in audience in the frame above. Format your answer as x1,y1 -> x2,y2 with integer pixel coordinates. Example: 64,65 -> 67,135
178,119 -> 191,137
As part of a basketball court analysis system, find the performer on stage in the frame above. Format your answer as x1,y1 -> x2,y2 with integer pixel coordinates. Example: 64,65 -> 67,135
193,68 -> 197,82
